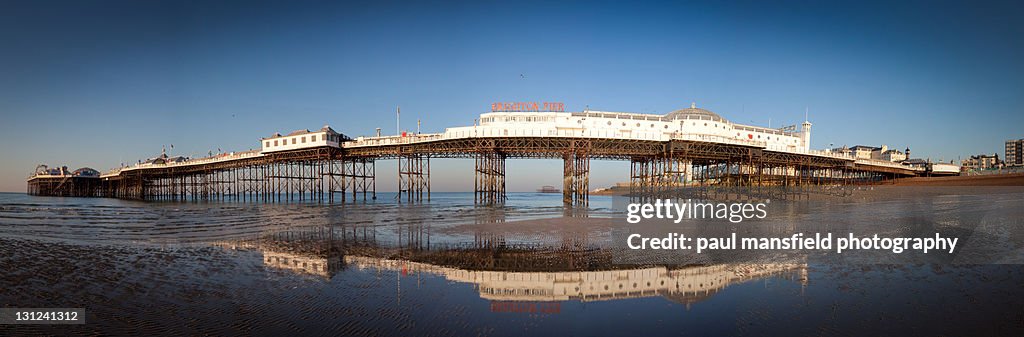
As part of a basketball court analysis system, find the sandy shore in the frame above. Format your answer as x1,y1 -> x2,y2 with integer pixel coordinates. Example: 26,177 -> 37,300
893,173 -> 1024,186
436,216 -> 619,243
590,173 -> 1024,192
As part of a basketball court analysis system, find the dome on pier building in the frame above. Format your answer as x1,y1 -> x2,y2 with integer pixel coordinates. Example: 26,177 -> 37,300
663,102 -> 728,123
72,167 -> 100,177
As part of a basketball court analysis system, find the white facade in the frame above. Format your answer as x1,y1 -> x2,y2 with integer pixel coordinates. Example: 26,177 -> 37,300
850,146 -> 876,159
841,145 -> 906,162
931,162 -> 961,175
261,125 -> 346,153
427,103 -> 811,152
880,150 -> 906,162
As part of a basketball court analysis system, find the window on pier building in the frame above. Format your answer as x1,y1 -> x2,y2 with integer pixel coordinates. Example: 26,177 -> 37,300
274,140 -> 278,146
292,138 -> 296,145
311,135 -> 317,142
301,136 -> 306,143
265,141 -> 269,147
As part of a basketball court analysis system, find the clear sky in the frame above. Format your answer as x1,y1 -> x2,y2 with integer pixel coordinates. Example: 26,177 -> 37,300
1,0 -> 1022,192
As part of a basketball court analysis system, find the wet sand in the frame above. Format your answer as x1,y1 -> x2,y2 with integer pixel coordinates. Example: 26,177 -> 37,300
894,173 -> 1024,186
437,216 -> 618,239
2,191 -> 1024,335
2,236 -> 1023,335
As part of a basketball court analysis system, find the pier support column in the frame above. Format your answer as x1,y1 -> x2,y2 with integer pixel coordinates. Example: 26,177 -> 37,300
344,158 -> 375,201
327,158 -> 345,203
398,154 -> 430,202
474,152 -> 505,204
630,156 -> 661,201
563,151 -> 590,206
662,156 -> 689,192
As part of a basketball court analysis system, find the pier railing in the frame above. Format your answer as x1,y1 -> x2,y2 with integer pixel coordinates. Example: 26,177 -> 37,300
671,133 -> 766,147
346,133 -> 446,147
102,150 -> 265,177
854,158 -> 916,170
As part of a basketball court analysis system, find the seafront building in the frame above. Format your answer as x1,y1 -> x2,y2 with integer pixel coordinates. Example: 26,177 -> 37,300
961,154 -> 1001,171
1007,139 -> 1024,167
877,148 -> 907,162
835,145 -> 906,162
846,145 -> 876,159
903,158 -> 961,176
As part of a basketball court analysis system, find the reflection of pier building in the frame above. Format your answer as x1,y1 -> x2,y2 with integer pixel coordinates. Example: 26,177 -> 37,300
215,226 -> 806,306
262,251 -> 343,278
216,228 -> 355,279
345,256 -> 806,304
218,240 -> 346,279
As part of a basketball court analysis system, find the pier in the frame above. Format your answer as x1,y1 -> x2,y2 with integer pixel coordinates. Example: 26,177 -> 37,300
27,104 -> 919,204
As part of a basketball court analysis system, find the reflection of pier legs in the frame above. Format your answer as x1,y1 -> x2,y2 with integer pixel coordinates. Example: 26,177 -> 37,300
475,152 -> 506,204
563,152 -> 589,206
398,155 -> 430,202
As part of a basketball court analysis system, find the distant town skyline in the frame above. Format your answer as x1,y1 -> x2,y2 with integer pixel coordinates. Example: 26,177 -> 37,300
2,0 -> 1023,192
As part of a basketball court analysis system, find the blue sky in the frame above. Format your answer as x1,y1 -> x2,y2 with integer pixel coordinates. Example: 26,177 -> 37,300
1,0 -> 1022,192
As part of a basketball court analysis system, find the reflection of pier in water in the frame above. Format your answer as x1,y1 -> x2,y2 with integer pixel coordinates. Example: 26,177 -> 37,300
217,227 -> 352,278
217,226 -> 807,305
345,256 -> 806,304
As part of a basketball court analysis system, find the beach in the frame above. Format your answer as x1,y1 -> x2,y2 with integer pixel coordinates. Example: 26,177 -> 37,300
1,188 -> 1023,334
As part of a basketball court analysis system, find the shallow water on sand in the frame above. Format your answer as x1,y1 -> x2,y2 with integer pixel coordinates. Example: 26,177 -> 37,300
1,189 -> 1022,335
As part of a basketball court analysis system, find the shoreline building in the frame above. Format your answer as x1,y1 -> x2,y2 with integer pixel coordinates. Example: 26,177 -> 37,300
1007,139 -> 1023,167
961,154 -> 1001,171
834,145 -> 906,162
878,147 -> 907,162
904,158 -> 961,176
